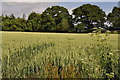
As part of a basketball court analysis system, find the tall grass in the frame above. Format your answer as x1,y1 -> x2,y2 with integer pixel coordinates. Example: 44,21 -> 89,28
2,31 -> 119,79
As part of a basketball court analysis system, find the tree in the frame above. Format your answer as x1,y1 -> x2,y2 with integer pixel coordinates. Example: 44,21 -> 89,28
28,12 -> 42,31
25,20 -> 34,31
74,23 -> 87,32
41,14 -> 56,31
56,18 -> 72,32
72,4 -> 106,32
15,17 -> 27,31
0,16 -> 1,21
0,16 -> 2,30
107,7 -> 120,30
28,12 -> 40,20
41,6 -> 74,32
2,15 -> 27,31
2,15 -> 10,21
9,14 -> 16,20
22,13 -> 26,20
9,25 -> 18,31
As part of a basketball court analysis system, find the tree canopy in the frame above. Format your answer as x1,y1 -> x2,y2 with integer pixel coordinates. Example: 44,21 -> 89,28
41,6 -> 73,32
72,4 -> 106,32
107,7 -> 120,30
1,4 -> 119,33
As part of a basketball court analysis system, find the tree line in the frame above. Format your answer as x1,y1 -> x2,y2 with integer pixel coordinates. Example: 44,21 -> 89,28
1,4 -> 120,33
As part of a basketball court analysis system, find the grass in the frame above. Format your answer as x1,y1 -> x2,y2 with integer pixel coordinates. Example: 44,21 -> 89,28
1,31 -> 119,78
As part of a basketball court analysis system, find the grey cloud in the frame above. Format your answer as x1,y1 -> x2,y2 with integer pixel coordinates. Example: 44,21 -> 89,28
2,2 -> 57,18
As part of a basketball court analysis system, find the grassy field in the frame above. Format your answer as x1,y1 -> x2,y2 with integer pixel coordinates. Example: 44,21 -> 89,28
1,31 -> 119,78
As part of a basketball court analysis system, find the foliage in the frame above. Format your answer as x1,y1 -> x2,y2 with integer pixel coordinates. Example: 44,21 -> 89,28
72,4 -> 106,32
28,12 -> 40,20
74,23 -> 86,32
2,4 -> 119,33
89,28 -> 120,79
107,7 -> 120,30
2,17 -> 27,31
41,6 -> 73,32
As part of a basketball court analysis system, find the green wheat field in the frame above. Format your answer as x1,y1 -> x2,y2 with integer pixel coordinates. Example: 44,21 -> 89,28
1,31 -> 119,78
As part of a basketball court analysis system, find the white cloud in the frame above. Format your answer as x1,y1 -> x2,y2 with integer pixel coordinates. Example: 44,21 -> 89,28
68,8 -> 74,15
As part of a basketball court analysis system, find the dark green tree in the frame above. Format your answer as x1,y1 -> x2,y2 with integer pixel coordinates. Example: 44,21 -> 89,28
9,14 -> 16,20
41,6 -> 73,32
0,16 -> 2,30
27,12 -> 42,31
74,23 -> 87,32
107,7 -> 120,30
2,19 -> 24,31
28,12 -> 40,20
2,15 -> 10,21
72,4 -> 106,32
0,16 -> 1,21
2,14 -> 27,31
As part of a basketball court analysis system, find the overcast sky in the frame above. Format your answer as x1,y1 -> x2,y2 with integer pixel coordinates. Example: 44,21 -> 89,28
2,0 -> 120,2
1,0 -> 119,18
